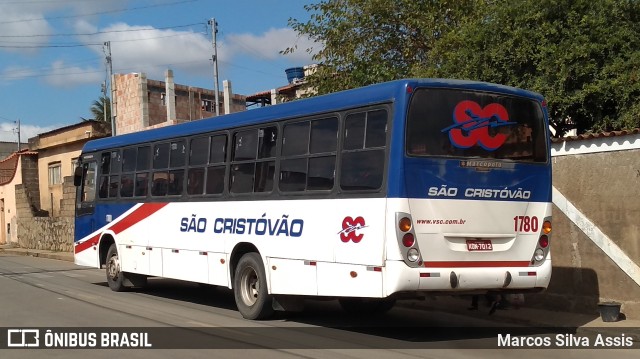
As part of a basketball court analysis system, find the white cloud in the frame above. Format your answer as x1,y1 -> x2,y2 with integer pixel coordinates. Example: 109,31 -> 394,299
224,28 -> 319,62
0,122 -> 60,142
44,61 -> 102,88
0,0 -> 127,55
0,4 -> 53,55
76,22 -> 214,80
0,65 -> 36,84
72,23 -> 319,82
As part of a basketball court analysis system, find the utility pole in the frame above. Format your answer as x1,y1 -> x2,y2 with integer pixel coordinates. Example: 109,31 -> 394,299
15,119 -> 20,152
104,41 -> 116,135
208,18 -> 220,116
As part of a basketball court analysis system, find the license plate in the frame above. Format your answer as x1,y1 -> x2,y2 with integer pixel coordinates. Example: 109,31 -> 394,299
466,240 -> 493,251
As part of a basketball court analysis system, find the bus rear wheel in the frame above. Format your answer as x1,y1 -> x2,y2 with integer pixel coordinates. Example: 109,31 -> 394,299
339,297 -> 396,315
106,243 -> 126,292
233,253 -> 274,320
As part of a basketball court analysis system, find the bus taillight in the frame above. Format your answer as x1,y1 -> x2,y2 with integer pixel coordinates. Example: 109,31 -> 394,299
402,233 -> 415,247
538,235 -> 549,248
396,212 -> 422,267
542,220 -> 552,234
399,217 -> 412,232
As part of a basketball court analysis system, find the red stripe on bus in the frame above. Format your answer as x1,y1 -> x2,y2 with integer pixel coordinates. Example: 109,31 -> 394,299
74,234 -> 99,254
423,261 -> 530,268
74,203 -> 168,255
108,203 -> 168,235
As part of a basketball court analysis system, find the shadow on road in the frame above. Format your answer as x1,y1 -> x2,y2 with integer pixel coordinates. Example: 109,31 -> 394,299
91,276 -> 591,348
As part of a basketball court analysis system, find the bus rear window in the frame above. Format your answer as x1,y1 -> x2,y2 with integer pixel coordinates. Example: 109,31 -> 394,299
406,89 -> 547,162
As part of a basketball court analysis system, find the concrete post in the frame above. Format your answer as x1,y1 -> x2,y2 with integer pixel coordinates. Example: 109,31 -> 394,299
223,80 -> 232,115
165,69 -> 176,123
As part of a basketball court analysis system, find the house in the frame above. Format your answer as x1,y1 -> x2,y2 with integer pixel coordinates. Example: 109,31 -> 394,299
0,149 -> 37,244
27,120 -> 110,217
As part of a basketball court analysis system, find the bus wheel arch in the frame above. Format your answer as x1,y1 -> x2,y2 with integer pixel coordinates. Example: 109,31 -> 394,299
98,234 -> 115,268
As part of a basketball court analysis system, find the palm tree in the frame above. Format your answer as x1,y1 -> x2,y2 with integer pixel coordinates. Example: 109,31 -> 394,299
90,96 -> 111,123
82,96 -> 112,133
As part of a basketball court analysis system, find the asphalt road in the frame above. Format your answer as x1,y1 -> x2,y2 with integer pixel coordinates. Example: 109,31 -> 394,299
0,254 -> 637,359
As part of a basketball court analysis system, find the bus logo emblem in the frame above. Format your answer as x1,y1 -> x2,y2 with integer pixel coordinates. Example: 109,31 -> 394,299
339,216 -> 367,243
442,101 -> 517,151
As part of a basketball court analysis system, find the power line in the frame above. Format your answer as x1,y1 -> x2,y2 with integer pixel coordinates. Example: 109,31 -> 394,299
0,22 -> 206,38
0,0 -> 198,25
0,43 -> 102,48
0,31 -> 205,48
0,68 -> 103,80
0,0 -> 101,4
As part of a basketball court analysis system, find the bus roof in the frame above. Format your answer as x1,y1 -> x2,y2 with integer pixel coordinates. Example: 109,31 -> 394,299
82,78 -> 543,153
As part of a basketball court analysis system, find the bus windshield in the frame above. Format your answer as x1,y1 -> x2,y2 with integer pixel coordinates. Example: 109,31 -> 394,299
406,88 -> 547,162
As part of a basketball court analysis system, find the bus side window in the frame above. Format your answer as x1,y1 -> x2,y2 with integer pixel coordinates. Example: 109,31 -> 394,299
168,170 -> 184,196
135,173 -> 149,197
344,112 -> 366,150
187,168 -> 205,195
151,172 -> 168,196
99,176 -> 109,198
341,109 -> 387,191
81,162 -> 97,204
120,174 -> 134,197
153,143 -> 170,169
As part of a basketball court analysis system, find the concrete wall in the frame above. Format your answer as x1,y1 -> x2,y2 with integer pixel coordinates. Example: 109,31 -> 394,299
526,133 -> 640,319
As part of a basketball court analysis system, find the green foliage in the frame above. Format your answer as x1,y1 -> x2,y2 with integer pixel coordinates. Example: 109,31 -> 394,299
89,96 -> 111,124
285,0 -> 480,95
287,0 -> 640,136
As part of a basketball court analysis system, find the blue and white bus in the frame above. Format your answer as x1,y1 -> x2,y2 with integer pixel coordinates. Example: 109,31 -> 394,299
74,79 -> 552,319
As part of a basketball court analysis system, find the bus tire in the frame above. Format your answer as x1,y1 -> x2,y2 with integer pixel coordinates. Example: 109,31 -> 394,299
233,253 -> 274,320
339,297 -> 396,315
106,243 -> 126,292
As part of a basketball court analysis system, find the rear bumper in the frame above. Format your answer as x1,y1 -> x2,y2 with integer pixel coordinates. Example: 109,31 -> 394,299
384,259 -> 551,296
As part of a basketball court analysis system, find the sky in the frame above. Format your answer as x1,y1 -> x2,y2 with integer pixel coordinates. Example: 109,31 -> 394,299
0,0 -> 318,142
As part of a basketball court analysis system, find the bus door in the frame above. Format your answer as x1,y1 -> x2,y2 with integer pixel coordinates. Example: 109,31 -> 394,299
75,161 -> 98,240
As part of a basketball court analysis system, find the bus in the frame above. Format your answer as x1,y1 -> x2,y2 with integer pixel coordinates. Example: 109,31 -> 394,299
73,78 -> 552,320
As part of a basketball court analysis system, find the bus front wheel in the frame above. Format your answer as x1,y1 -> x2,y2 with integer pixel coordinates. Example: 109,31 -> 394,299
233,253 -> 274,320
106,243 -> 126,292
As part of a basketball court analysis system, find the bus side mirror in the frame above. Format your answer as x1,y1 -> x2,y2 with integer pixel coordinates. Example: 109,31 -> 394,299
73,166 -> 83,186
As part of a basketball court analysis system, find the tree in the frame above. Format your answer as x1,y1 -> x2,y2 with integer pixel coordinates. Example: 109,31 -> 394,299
417,0 -> 640,135
287,0 -> 640,135
90,96 -> 111,123
285,0 -> 479,95
83,96 -> 112,132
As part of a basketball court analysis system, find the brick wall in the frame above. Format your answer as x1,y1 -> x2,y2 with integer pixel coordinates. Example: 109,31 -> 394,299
113,73 -> 148,134
19,155 -> 42,215
59,176 -> 76,218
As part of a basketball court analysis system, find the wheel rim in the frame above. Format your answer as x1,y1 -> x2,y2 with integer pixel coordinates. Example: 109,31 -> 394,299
107,254 -> 120,281
239,265 -> 259,306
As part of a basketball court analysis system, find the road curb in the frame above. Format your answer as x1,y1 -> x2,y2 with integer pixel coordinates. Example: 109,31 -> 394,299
0,247 -> 74,262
